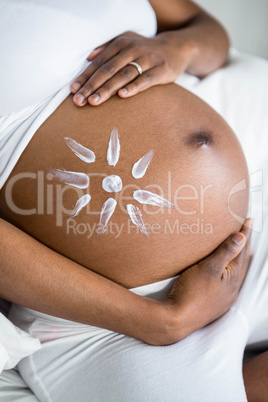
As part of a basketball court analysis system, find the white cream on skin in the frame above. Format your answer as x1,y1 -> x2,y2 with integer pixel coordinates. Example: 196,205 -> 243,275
67,194 -> 91,222
64,137 -> 95,163
49,169 -> 89,189
98,198 -> 117,233
107,127 -> 120,166
132,149 -> 154,179
102,175 -> 122,193
127,204 -> 149,237
133,190 -> 174,208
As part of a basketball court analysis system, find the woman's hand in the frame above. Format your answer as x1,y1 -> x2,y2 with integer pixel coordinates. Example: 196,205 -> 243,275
0,217 -> 252,347
70,31 -> 198,106
163,219 -> 253,344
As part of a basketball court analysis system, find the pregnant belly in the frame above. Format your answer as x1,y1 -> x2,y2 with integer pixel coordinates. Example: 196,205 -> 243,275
0,84 -> 248,287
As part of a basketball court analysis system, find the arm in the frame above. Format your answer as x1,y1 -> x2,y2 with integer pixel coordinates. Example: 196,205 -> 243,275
0,218 -> 251,346
71,0 -> 230,106
0,218 -> 175,346
243,351 -> 268,402
149,0 -> 230,77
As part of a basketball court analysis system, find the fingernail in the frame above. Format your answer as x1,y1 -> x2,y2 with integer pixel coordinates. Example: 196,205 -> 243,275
89,93 -> 100,102
71,82 -> 81,92
120,88 -> 128,95
232,233 -> 245,245
74,93 -> 85,104
246,218 -> 254,229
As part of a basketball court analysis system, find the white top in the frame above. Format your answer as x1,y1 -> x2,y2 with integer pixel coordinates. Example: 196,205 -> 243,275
0,0 -> 157,189
1,1 -> 268,400
7,199 -> 268,401
0,0 -> 156,370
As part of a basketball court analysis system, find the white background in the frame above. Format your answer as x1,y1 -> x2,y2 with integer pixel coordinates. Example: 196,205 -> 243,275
198,0 -> 268,59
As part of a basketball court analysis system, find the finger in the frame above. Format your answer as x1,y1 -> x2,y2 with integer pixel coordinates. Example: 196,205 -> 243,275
74,49 -> 145,106
87,57 -> 153,105
87,65 -> 141,105
72,40 -> 137,105
70,71 -> 91,95
240,218 -> 254,240
118,67 -> 164,98
70,40 -> 123,100
232,218 -> 253,266
235,218 -> 254,284
87,42 -> 111,61
204,232 -> 246,276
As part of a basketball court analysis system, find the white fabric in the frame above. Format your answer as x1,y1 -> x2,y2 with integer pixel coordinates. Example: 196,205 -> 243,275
0,0 -> 157,189
0,314 -> 41,372
5,202 -> 268,401
0,367 -> 38,401
0,0 -> 156,379
177,49 -> 268,182
0,0 -> 268,400
5,54 -> 267,400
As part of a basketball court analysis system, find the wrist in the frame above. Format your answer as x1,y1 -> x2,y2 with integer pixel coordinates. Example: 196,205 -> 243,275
157,30 -> 199,69
143,298 -> 187,346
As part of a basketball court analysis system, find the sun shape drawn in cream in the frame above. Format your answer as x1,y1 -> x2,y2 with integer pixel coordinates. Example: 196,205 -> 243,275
49,127 -> 174,236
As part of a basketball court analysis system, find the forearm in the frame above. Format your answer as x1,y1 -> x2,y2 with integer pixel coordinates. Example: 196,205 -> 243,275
0,218 -> 183,345
158,11 -> 230,77
243,351 -> 268,401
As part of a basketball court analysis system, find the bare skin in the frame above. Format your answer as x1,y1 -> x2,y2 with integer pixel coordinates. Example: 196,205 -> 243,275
0,1 -> 265,397
0,216 -> 250,346
243,351 -> 268,402
1,82 -> 263,397
67,0 -> 268,394
0,83 -> 250,347
71,0 -> 230,106
0,84 -> 249,288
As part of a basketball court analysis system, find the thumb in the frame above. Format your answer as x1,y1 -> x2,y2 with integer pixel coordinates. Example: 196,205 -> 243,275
205,232 -> 246,274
